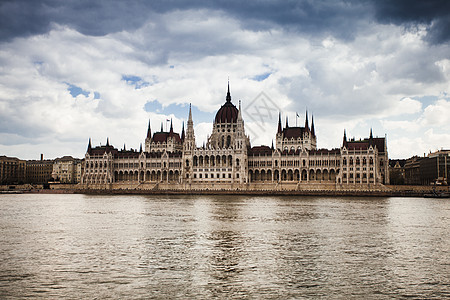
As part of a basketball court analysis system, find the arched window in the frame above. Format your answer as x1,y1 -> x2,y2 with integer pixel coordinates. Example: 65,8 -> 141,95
226,135 -> 231,148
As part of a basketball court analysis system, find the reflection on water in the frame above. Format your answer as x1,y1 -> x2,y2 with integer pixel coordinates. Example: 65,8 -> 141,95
0,194 -> 449,298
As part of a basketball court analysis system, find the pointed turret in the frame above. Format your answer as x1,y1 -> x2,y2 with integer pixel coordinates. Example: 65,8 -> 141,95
139,143 -> 143,153
226,79 -> 231,103
106,137 -> 110,147
305,110 -> 310,131
285,116 -> 289,128
277,112 -> 282,134
343,129 -> 347,146
123,143 -> 126,151
185,103 -> 196,151
181,122 -> 185,141
160,122 -> 163,132
147,119 -> 151,138
87,138 -> 92,153
237,99 -> 243,121
370,128 -> 373,139
271,140 -> 274,150
311,115 -> 315,136
169,118 -> 173,133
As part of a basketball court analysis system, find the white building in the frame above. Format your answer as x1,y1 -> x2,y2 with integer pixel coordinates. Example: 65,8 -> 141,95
81,82 -> 388,190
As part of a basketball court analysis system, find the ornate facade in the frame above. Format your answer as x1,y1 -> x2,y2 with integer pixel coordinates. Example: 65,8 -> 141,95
81,83 -> 389,190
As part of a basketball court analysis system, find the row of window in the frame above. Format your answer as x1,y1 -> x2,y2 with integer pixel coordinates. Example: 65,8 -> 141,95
249,161 -> 273,167
191,156 -> 238,167
342,157 -> 374,166
343,167 -> 374,171
342,173 -> 374,179
192,173 -> 234,179
250,159 -> 340,168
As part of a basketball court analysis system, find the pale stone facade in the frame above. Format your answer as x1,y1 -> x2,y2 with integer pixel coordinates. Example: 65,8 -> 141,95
81,83 -> 388,190
52,156 -> 82,183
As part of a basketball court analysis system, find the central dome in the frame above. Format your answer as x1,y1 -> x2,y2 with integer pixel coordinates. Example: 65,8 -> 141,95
214,82 -> 238,123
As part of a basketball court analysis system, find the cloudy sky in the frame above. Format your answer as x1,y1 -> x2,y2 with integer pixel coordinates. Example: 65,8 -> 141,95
1,0 -> 449,160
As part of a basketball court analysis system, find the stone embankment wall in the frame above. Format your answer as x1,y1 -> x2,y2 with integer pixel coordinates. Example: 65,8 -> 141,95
40,182 -> 449,197
2,183 -> 444,197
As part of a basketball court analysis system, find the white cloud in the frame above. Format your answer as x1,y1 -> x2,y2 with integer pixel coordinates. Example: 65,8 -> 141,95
389,97 -> 423,116
422,99 -> 450,126
380,120 -> 420,132
0,8 -> 449,160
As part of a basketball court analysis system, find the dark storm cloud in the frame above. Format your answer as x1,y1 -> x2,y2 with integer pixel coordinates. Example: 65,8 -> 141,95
0,0 -> 152,41
2,0 -> 449,44
372,0 -> 450,44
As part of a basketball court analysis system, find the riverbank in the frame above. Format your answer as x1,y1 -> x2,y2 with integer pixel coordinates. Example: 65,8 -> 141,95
3,184 -> 447,198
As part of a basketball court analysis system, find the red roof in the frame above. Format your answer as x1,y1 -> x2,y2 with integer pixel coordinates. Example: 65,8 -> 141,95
310,148 -> 340,155
152,132 -> 182,143
249,146 -> 272,156
373,138 -> 385,152
345,137 -> 386,152
347,141 -> 369,150
282,127 -> 307,139
89,145 -> 118,156
215,101 -> 238,123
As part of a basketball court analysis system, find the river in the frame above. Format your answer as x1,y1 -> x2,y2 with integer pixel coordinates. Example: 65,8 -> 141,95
0,194 -> 449,298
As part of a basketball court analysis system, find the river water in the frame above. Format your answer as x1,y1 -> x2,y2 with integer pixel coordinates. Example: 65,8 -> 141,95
0,194 -> 449,299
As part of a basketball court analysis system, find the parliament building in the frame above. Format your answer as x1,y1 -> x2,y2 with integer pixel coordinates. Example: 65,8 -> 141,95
81,83 -> 389,191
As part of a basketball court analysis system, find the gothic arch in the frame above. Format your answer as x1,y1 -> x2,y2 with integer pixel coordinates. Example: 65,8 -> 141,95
288,169 -> 294,181
301,169 -> 307,181
316,169 -> 322,181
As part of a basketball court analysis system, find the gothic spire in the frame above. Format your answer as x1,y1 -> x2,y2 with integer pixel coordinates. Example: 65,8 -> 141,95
87,138 -> 92,153
147,119 -> 151,138
343,129 -> 347,146
139,143 -> 142,153
237,99 -> 243,121
226,79 -> 231,103
271,139 -> 274,150
311,115 -> 315,136
370,128 -> 373,139
169,118 -> 173,133
160,122 -> 163,132
277,112 -> 282,134
188,103 -> 192,122
106,137 -> 110,147
181,122 -> 185,140
123,143 -> 126,151
285,116 -> 289,128
305,110 -> 310,131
